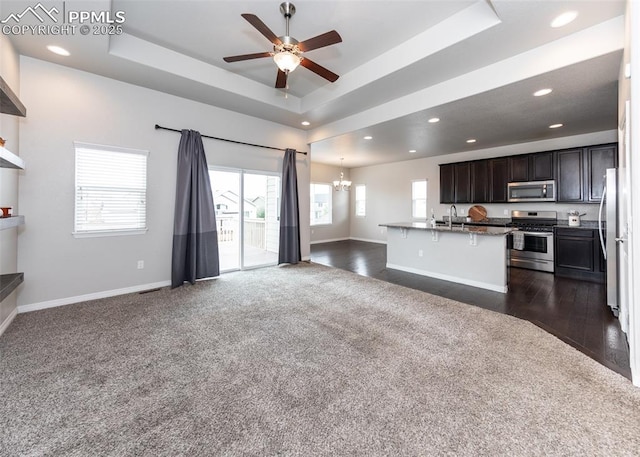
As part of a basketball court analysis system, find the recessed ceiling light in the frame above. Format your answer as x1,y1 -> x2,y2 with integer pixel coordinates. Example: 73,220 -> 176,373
549,123 -> 563,129
363,136 -> 373,140
409,149 -> 417,154
47,45 -> 70,56
466,139 -> 477,144
551,11 -> 577,28
534,88 -> 553,97
301,121 -> 310,126
428,117 -> 440,123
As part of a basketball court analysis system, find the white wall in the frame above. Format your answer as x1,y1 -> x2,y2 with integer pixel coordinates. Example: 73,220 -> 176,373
350,130 -> 618,243
17,57 -> 309,308
310,162 -> 350,243
0,34 -> 21,330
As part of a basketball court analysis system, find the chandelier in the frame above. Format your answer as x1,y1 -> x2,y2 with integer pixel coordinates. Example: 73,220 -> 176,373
333,158 -> 351,191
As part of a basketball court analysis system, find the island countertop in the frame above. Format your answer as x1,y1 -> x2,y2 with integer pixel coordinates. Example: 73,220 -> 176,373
380,221 -> 516,236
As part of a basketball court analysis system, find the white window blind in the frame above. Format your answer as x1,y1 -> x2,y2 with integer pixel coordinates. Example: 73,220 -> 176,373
74,142 -> 148,235
412,179 -> 428,219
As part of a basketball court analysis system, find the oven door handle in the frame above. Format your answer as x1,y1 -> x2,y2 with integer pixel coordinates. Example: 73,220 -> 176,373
519,231 -> 553,236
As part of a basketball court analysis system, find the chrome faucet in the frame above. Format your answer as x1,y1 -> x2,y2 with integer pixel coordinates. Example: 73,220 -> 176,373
449,205 -> 457,229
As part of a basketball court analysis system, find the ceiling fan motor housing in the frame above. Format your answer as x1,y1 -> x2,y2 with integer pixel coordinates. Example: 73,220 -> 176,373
275,35 -> 300,55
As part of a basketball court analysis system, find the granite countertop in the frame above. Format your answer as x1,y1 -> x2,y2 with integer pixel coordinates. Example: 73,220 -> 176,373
554,220 -> 601,229
380,222 -> 515,236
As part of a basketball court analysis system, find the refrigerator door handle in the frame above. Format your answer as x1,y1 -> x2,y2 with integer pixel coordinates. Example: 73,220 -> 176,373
598,184 -> 607,260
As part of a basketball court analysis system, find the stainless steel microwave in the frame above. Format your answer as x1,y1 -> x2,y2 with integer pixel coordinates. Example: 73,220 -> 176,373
507,180 -> 556,202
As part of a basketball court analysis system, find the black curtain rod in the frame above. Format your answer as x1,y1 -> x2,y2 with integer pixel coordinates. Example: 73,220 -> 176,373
154,124 -> 307,155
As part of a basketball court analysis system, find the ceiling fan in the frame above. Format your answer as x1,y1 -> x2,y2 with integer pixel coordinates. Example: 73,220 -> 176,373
223,2 -> 342,89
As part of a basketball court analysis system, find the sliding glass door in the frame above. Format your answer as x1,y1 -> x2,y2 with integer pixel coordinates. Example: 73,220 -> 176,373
209,168 -> 280,272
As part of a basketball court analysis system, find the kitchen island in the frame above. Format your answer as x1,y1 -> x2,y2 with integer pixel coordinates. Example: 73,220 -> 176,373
380,222 -> 515,293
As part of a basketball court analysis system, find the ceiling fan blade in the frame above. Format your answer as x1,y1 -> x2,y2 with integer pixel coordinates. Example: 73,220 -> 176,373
223,52 -> 272,63
275,69 -> 288,89
241,13 -> 282,45
300,58 -> 339,83
298,30 -> 342,52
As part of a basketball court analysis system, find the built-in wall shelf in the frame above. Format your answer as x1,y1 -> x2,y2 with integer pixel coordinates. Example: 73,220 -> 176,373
0,75 -> 26,117
0,273 -> 23,302
0,215 -> 24,230
0,146 -> 25,169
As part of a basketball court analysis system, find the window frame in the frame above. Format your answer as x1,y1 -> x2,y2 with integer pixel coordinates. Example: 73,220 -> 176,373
73,141 -> 149,238
355,184 -> 366,217
411,179 -> 428,219
310,182 -> 333,226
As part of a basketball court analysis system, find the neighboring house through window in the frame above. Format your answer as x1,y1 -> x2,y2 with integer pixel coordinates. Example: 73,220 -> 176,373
74,142 -> 148,236
310,183 -> 332,225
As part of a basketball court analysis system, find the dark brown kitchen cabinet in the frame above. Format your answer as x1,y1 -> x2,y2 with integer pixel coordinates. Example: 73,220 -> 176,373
509,152 -> 554,182
554,227 -> 605,282
585,143 -> 617,203
454,162 -> 471,203
439,163 -> 455,203
470,160 -> 489,203
489,157 -> 508,202
509,155 -> 529,182
530,152 -> 555,180
556,148 -> 584,202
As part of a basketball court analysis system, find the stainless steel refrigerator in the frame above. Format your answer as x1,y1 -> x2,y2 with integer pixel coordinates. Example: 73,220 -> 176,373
598,168 -> 620,316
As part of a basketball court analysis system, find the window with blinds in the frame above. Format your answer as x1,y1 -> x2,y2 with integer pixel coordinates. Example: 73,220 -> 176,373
74,142 -> 148,236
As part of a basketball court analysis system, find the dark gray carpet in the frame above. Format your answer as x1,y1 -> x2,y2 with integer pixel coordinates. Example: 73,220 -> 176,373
1,262 -> 639,456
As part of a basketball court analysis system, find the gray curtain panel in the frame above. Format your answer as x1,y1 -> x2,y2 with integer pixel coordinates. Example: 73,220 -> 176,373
171,130 -> 220,288
278,148 -> 301,264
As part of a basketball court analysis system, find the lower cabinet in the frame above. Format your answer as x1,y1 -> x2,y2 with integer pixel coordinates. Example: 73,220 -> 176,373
554,227 -> 605,282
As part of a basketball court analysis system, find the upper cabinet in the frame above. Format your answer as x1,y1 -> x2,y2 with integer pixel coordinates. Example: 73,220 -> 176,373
470,160 -> 489,203
439,162 -> 471,204
439,163 -> 455,204
489,158 -> 509,203
555,143 -> 617,203
556,148 -> 584,202
439,143 -> 617,205
508,151 -> 554,182
585,144 -> 617,203
454,162 -> 471,203
0,76 -> 26,117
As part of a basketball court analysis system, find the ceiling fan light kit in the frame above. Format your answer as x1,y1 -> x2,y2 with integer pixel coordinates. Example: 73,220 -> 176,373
223,2 -> 342,88
273,49 -> 301,73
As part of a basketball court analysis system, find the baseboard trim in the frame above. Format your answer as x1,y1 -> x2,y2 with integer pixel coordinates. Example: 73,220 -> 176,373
18,280 -> 172,314
310,237 -> 350,245
350,237 -> 387,245
386,263 -> 508,293
0,306 -> 18,336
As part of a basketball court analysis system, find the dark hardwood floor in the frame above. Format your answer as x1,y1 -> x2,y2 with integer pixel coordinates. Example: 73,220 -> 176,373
310,240 -> 631,379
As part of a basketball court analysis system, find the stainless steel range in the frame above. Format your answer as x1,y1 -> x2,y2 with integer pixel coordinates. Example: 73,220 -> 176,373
509,210 -> 557,273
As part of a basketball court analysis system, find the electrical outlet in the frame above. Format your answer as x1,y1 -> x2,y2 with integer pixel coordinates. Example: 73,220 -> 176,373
137,260 -> 144,270
504,209 -> 509,216
418,249 -> 423,257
